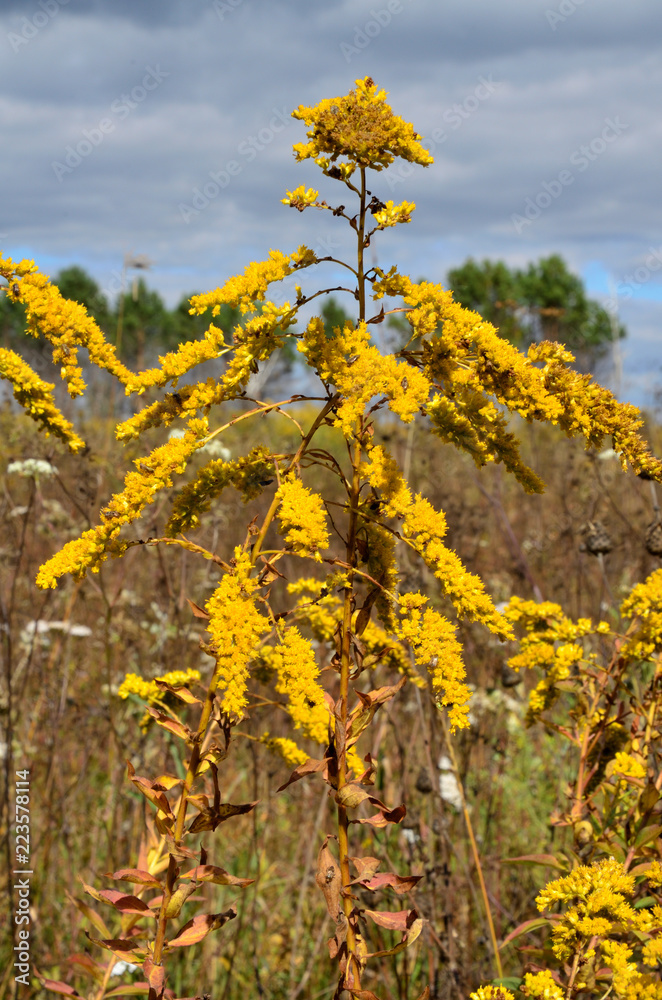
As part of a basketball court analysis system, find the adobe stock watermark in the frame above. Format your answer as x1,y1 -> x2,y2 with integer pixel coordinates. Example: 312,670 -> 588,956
545,0 -> 589,31
209,0 -> 244,21
604,246 -> 662,311
511,116 -> 628,235
7,0 -> 70,54
386,74 -> 499,191
51,65 -> 169,182
179,107 -> 293,223
340,0 -> 412,64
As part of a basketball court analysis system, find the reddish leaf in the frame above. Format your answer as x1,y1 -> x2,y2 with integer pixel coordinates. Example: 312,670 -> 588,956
368,916 -> 424,957
105,868 -> 162,889
84,932 -> 145,959
127,762 -> 173,817
98,890 -> 151,915
168,906 -> 237,948
36,977 -> 83,998
501,916 -> 551,947
277,756 -> 330,792
364,908 -> 418,932
180,865 -> 254,888
362,872 -> 422,895
143,958 -> 166,995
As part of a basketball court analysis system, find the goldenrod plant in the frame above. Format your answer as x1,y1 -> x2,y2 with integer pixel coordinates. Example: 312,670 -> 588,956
2,77 -> 662,999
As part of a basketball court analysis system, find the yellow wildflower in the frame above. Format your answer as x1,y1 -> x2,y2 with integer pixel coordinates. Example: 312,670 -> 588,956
291,76 -> 433,173
372,200 -> 416,228
469,987 -> 515,1000
261,734 -> 309,769
205,549 -> 267,717
282,185 -> 319,211
0,347 -> 85,452
275,473 -> 329,558
396,592 -> 471,731
521,971 -> 563,999
271,625 -> 330,744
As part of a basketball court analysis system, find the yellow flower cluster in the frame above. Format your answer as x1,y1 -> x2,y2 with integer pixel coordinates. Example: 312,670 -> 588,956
364,446 -> 511,638
205,549 -> 267,717
118,669 -> 201,702
291,76 -> 433,173
469,987 -> 515,1000
166,446 -> 276,536
504,597 -> 609,719
299,317 -> 430,435
536,858 -> 641,962
275,473 -> 330,558
521,971 -> 564,999
620,568 -> 662,660
281,186 -> 319,211
372,200 -> 416,228
37,420 -> 206,588
369,273 -> 662,486
396,592 -> 471,730
271,625 -> 330,744
189,247 -> 315,318
0,347 -> 85,452
2,256 -> 134,397
612,751 -> 647,780
260,734 -> 309,768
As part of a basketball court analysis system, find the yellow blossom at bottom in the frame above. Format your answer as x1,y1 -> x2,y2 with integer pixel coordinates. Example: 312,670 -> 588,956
469,987 -> 515,1000
522,970 -> 564,999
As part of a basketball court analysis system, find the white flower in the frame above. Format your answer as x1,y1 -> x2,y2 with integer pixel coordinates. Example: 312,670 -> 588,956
110,961 -> 139,977
7,459 -> 58,479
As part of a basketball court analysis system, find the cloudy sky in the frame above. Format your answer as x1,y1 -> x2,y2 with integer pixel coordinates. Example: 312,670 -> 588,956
1,0 -> 661,406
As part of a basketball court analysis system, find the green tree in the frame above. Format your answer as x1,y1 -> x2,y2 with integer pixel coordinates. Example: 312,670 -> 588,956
55,265 -> 111,331
448,254 -> 624,365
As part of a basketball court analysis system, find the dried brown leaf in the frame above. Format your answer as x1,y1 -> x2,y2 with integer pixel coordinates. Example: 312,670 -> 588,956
104,869 -> 162,889
180,865 -> 254,888
315,837 -> 342,921
277,756 -> 329,792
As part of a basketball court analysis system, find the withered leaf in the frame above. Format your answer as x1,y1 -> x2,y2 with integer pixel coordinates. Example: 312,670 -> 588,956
143,958 -> 165,995
349,856 -> 381,881
357,797 -> 406,827
35,977 -> 83,998
188,800 -> 257,833
153,683 -> 201,705
104,868 -> 162,889
103,985 -> 151,998
277,756 -> 330,792
84,931 -> 145,959
361,872 -> 422,895
127,762 -> 173,817
347,678 -> 406,740
364,908 -> 418,932
98,890 -> 152,915
168,906 -> 237,948
187,598 -> 210,620
180,865 -> 254,888
336,783 -> 370,809
368,916 -> 424,958
146,708 -> 193,743
315,837 -> 342,921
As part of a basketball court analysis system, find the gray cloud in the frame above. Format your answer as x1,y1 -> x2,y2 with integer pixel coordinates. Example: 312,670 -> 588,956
1,0 -> 660,406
